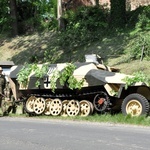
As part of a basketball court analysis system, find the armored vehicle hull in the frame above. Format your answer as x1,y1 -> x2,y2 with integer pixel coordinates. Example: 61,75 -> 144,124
1,54 -> 150,116
2,57 -> 150,117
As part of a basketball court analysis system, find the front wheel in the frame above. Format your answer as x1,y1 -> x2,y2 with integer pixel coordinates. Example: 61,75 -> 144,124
121,93 -> 149,117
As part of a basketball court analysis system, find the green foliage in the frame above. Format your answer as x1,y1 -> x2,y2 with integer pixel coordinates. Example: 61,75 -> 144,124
17,63 -> 84,92
50,70 -> 60,93
127,33 -> 150,60
0,0 -> 10,33
68,76 -> 84,90
123,71 -> 149,89
34,64 -> 49,87
110,0 -> 126,28
40,15 -> 57,31
126,5 -> 150,31
37,0 -> 57,31
32,0 -> 57,31
17,0 -> 57,34
126,6 -> 145,29
135,6 -> 150,31
17,63 -> 49,88
51,63 -> 84,92
126,6 -> 150,61
59,63 -> 76,86
17,64 -> 33,88
9,111 -> 150,126
59,6 -> 108,49
0,0 -> 58,34
43,46 -> 61,63
59,63 -> 84,90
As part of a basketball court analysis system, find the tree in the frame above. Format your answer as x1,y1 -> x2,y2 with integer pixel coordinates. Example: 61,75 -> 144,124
95,0 -> 99,6
0,0 -> 9,33
57,0 -> 66,30
110,0 -> 126,28
9,0 -> 18,36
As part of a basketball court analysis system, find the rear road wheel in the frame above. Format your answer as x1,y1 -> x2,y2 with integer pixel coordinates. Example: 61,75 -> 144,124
80,100 -> 91,117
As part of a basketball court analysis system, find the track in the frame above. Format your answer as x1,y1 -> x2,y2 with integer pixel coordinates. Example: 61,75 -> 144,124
23,88 -> 110,117
25,96 -> 94,117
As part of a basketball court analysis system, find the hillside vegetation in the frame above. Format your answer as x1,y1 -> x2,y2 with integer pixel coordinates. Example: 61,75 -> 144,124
0,30 -> 149,78
0,5 -> 150,81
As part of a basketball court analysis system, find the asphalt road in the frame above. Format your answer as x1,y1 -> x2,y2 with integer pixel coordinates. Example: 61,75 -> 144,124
0,117 -> 150,150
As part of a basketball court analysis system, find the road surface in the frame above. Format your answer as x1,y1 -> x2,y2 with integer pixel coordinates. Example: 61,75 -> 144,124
0,117 -> 150,150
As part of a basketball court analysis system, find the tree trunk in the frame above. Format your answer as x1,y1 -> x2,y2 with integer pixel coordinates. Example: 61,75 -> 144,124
95,0 -> 99,6
9,0 -> 18,36
110,0 -> 126,28
57,0 -> 65,30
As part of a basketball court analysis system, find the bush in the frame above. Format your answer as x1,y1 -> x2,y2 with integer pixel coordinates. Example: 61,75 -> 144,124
135,6 -> 150,31
126,6 -> 150,60
58,6 -> 109,49
0,1 -> 10,33
64,6 -> 108,31
127,5 -> 150,30
128,33 -> 150,60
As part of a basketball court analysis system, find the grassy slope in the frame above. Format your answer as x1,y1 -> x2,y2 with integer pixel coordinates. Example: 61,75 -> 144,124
0,31 -> 149,79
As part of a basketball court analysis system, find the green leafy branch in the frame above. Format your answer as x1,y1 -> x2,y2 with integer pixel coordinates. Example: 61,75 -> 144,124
59,63 -> 76,86
122,71 -> 149,89
17,63 -> 49,88
17,63 -> 33,88
34,64 -> 49,87
50,63 -> 84,92
50,70 -> 60,93
17,63 -> 84,92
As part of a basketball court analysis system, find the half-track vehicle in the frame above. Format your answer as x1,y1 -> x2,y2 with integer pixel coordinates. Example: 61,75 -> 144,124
1,54 -> 150,117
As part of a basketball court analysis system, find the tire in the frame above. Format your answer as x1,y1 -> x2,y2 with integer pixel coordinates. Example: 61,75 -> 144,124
121,93 -> 149,116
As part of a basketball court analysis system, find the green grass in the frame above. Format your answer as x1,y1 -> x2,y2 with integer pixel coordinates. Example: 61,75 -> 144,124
6,111 -> 150,127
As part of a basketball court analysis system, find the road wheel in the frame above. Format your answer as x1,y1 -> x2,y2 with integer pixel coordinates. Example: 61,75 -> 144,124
61,100 -> 69,117
44,98 -> 52,115
33,97 -> 46,115
67,100 -> 80,116
89,101 -> 94,115
49,98 -> 62,116
121,93 -> 149,117
79,100 -> 91,117
25,96 -> 36,113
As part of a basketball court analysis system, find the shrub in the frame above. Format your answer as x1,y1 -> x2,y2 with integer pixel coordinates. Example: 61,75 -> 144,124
127,5 -> 150,30
59,6 -> 109,49
135,6 -> 150,31
126,6 -> 150,60
127,33 -> 150,60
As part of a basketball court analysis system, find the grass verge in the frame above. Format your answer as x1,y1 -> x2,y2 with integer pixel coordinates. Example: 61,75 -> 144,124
6,112 -> 150,127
